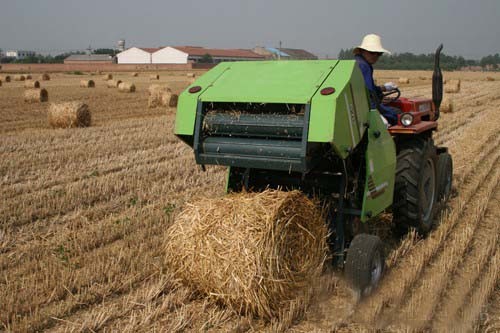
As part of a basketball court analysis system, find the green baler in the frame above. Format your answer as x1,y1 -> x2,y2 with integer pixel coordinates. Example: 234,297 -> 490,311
174,49 -> 452,296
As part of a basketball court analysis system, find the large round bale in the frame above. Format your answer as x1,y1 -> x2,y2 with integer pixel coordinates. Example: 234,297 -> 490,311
161,90 -> 178,108
102,73 -> 113,81
14,75 -> 26,81
48,102 -> 91,128
0,75 -> 11,82
24,80 -> 40,89
398,77 -> 410,84
80,79 -> 95,88
165,189 -> 328,319
24,89 -> 48,103
440,97 -> 454,113
150,74 -> 160,80
444,80 -> 460,93
40,73 -> 50,81
148,85 -> 177,108
106,79 -> 122,88
118,82 -> 136,93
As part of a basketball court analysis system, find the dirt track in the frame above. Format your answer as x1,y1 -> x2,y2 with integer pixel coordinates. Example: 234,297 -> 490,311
0,70 -> 499,332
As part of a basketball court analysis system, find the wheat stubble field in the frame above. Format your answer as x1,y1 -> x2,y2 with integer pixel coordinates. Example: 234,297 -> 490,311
0,69 -> 499,332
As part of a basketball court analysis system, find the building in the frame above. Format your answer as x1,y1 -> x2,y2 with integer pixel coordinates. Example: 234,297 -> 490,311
117,46 -> 264,64
278,48 -> 318,60
64,54 -> 114,64
252,47 -> 318,60
5,50 -> 36,59
116,47 -> 160,64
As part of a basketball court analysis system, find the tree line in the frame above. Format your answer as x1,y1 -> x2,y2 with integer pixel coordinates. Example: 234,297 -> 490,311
338,48 -> 499,71
0,48 -> 118,64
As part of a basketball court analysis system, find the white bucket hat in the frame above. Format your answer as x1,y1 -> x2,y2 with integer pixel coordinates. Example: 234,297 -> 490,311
354,34 -> 391,55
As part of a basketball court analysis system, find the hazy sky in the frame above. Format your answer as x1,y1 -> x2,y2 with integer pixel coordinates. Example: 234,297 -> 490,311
1,0 -> 498,59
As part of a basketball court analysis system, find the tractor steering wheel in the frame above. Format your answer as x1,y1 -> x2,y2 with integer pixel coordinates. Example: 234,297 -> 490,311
382,88 -> 401,104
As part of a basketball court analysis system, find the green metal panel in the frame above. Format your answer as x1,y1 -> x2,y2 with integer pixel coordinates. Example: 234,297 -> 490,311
310,61 -> 369,159
174,63 -> 231,135
199,60 -> 339,104
361,111 -> 396,222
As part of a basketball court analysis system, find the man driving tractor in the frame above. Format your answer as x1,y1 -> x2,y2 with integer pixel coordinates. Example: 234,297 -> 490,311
354,34 -> 399,126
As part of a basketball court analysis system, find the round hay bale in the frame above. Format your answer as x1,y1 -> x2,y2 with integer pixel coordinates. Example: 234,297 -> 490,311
440,97 -> 454,113
486,76 -> 495,81
102,73 -> 113,81
0,75 -> 11,82
150,74 -> 160,80
25,74 -> 32,80
14,75 -> 26,81
398,77 -> 410,84
24,89 -> 48,103
40,73 -> 50,81
161,91 -> 179,107
165,189 -> 328,319
131,72 -> 139,77
48,102 -> 91,128
80,80 -> 95,88
0,80 -> 2,87
186,72 -> 196,78
24,80 -> 40,89
444,81 -> 460,93
118,82 -> 135,93
106,79 -> 122,88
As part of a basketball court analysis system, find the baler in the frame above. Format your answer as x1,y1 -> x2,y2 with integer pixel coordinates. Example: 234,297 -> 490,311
174,46 -> 452,295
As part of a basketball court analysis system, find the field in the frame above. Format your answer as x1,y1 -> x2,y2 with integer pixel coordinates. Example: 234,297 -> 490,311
1,69 -> 499,332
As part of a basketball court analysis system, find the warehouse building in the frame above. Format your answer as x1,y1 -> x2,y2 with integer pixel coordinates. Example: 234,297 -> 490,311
64,54 -> 114,64
116,47 -> 160,64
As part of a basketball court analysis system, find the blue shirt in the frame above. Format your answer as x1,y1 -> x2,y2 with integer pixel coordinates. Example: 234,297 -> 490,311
355,54 -> 398,125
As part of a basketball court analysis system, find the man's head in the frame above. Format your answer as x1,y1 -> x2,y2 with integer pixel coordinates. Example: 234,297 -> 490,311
354,34 -> 391,64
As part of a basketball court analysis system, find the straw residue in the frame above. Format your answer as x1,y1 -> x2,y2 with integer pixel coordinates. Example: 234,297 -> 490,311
118,82 -> 135,92
80,80 -> 95,88
165,189 -> 328,319
24,89 -> 48,103
48,102 -> 91,128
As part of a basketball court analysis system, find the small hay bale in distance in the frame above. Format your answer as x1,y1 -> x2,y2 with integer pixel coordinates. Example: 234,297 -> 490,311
186,72 -> 195,78
0,75 -> 11,82
165,189 -> 328,319
0,80 -> 2,87
24,88 -> 48,103
444,79 -> 461,93
486,76 -> 495,81
131,72 -> 138,77
80,79 -> 95,88
48,102 -> 91,128
14,75 -> 26,81
24,80 -> 40,89
106,79 -> 122,88
398,77 -> 410,84
440,97 -> 454,113
40,73 -> 50,81
25,74 -> 32,80
102,73 -> 113,81
150,74 -> 160,80
118,82 -> 135,93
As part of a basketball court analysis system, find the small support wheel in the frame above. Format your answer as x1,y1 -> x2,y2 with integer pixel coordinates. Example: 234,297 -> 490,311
437,152 -> 453,202
345,234 -> 385,297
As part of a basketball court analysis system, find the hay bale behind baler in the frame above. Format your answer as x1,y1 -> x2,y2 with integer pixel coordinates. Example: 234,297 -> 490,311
48,102 -> 91,128
24,89 -> 48,103
165,189 -> 328,319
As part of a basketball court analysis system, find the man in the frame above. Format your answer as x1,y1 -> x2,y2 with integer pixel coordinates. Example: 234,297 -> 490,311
354,34 -> 399,126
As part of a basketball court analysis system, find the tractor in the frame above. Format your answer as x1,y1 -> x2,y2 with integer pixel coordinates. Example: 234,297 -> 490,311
174,45 -> 452,296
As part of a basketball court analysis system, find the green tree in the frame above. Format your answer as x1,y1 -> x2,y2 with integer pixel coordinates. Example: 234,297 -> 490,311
199,53 -> 214,63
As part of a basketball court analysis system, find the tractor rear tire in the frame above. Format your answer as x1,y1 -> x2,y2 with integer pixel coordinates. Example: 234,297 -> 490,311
393,138 -> 438,235
345,234 -> 385,297
437,152 -> 453,202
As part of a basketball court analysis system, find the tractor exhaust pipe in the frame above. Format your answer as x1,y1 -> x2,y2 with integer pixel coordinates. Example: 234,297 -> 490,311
432,44 -> 444,120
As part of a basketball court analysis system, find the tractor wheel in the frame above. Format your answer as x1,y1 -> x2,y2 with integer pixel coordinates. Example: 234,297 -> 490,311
437,152 -> 453,202
345,234 -> 385,297
393,138 -> 438,235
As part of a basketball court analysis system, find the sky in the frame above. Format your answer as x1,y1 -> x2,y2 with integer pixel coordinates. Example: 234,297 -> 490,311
0,0 -> 498,59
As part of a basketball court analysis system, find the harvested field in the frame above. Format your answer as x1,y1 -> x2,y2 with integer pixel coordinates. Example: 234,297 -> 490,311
0,69 -> 499,332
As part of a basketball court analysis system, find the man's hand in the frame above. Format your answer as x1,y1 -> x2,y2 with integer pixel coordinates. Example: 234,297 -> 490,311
383,82 -> 398,91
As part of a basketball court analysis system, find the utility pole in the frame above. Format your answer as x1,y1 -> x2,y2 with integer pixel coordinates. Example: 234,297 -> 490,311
278,40 -> 282,60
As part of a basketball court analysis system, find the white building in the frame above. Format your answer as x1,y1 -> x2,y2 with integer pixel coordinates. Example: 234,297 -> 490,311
116,47 -> 159,64
152,47 -> 188,64
5,50 -> 36,59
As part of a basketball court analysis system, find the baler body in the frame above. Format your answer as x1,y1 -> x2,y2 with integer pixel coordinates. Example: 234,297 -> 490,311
174,60 -> 396,221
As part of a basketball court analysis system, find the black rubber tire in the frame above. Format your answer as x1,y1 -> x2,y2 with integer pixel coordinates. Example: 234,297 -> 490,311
393,138 -> 438,235
437,152 -> 453,202
345,234 -> 385,297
